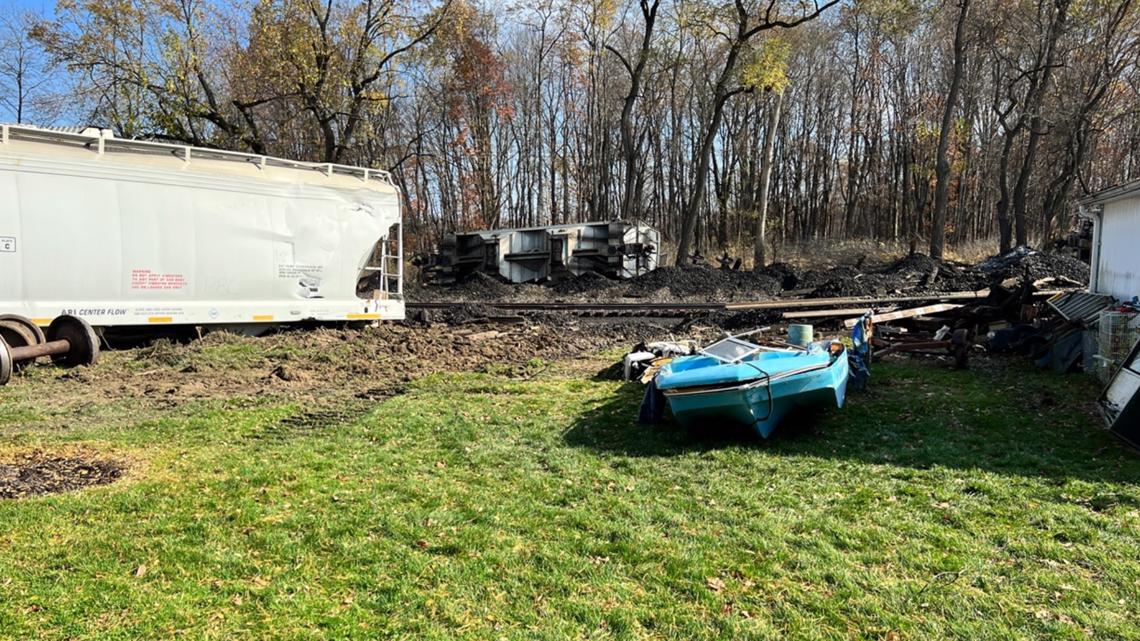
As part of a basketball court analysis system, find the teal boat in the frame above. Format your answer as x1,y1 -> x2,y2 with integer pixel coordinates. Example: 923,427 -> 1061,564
654,336 -> 849,438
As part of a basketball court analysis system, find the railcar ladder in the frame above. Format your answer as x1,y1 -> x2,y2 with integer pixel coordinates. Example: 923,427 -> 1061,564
363,221 -> 403,299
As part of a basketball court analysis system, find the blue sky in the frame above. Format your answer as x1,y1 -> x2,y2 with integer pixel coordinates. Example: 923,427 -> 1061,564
6,0 -> 56,16
2,0 -> 225,127
1,0 -> 65,125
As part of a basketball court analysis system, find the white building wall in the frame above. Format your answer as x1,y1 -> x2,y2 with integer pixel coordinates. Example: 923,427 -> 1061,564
1097,198 -> 1140,302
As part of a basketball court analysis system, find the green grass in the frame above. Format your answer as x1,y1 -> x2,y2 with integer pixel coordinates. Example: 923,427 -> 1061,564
1,356 -> 1138,640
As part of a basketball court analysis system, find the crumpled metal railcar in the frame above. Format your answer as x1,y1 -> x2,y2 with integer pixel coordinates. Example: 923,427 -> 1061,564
0,125 -> 403,331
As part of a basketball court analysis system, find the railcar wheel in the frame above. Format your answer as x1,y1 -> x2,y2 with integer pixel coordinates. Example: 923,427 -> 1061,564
0,320 -> 41,371
45,316 -> 100,367
0,340 -> 12,386
0,314 -> 45,345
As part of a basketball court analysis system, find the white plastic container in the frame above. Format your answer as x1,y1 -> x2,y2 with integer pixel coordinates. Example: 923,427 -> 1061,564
788,324 -> 814,347
0,125 -> 403,328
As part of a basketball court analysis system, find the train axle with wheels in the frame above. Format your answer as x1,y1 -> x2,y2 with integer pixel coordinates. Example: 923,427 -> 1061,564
0,315 -> 100,386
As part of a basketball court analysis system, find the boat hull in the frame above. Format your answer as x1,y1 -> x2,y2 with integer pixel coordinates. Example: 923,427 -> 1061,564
657,347 -> 849,438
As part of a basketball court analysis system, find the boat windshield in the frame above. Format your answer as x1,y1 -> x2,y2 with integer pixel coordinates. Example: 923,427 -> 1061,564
700,337 -> 762,364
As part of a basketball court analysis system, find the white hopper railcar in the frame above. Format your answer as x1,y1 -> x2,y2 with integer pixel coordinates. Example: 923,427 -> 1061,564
0,125 -> 403,330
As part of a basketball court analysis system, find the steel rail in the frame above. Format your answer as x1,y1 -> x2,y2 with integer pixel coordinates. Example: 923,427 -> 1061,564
406,301 -> 725,311
405,287 -> 1070,317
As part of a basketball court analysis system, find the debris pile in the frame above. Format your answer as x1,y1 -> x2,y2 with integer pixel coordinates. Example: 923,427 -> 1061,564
857,284 -> 1122,374
977,247 -> 1089,286
414,246 -> 1088,306
0,452 -> 123,499
805,254 -> 994,299
985,290 -> 1122,373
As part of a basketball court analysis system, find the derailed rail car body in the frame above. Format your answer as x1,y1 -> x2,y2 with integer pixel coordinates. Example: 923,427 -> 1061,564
432,221 -> 659,284
0,125 -> 403,329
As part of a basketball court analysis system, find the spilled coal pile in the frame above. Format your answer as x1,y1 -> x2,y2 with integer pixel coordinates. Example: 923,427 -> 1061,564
413,246 -> 1087,305
623,266 -> 782,300
977,246 -> 1089,284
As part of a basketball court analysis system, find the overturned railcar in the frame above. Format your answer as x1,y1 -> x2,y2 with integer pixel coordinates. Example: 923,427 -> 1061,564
0,125 -> 403,330
432,221 -> 658,284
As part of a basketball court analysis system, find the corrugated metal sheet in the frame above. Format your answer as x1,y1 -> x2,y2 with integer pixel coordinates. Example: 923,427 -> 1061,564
1047,291 -> 1116,324
0,124 -> 101,135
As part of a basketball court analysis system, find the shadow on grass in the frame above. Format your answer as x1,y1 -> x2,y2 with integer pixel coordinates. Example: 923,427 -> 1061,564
562,383 -> 827,456
563,361 -> 1140,484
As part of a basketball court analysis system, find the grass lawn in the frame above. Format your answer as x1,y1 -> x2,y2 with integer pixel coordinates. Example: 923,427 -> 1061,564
1,352 -> 1138,640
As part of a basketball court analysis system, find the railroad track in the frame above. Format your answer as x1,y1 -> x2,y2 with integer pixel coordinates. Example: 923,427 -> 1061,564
406,301 -> 722,318
405,289 -> 1010,319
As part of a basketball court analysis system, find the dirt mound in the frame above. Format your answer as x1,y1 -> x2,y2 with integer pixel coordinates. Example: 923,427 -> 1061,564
550,271 -> 615,296
804,266 -> 880,298
795,268 -> 846,292
409,272 -> 512,303
808,275 -> 886,299
885,253 -> 942,277
1019,253 -> 1089,283
879,253 -> 989,292
1,452 -> 123,499
804,253 -> 991,299
760,262 -> 800,290
979,247 -> 1088,285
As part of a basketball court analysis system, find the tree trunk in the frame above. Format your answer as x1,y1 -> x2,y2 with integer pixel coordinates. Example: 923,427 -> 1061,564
753,90 -> 783,269
930,0 -> 970,260
995,127 -> 1017,253
613,0 -> 659,222
1011,0 -> 1071,247
675,46 -> 742,265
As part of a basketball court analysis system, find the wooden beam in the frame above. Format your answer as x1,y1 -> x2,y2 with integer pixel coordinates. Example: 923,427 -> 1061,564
843,303 -> 963,328
725,289 -> 991,312
781,307 -> 890,320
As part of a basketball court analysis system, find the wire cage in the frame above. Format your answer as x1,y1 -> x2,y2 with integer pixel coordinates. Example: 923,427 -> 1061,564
1095,311 -> 1140,384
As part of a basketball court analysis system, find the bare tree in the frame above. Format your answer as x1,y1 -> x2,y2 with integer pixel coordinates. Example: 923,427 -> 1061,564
753,89 -> 782,268
674,0 -> 840,266
0,9 -> 59,125
607,0 -> 661,223
930,0 -> 971,260
22,0 -> 1140,257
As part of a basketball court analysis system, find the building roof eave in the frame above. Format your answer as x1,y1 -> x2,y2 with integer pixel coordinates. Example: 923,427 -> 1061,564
1080,178 -> 1140,207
